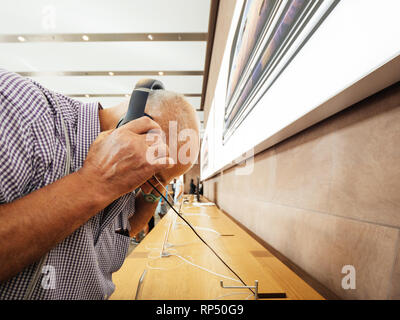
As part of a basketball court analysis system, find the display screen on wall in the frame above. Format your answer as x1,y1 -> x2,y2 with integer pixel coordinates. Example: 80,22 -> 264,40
224,0 -> 338,142
201,0 -> 400,181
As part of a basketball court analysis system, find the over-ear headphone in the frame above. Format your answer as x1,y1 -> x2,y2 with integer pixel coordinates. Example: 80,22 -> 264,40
116,78 -> 165,128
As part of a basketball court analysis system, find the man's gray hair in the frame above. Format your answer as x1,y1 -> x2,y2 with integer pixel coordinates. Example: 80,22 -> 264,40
146,89 -> 200,130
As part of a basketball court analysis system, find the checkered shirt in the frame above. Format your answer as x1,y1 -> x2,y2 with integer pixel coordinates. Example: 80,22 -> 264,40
0,69 -> 135,300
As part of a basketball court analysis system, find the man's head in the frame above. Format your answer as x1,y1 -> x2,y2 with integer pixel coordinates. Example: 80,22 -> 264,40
144,90 -> 200,185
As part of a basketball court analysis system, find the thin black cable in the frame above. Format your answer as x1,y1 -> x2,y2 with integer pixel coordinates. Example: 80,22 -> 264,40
146,180 -> 255,295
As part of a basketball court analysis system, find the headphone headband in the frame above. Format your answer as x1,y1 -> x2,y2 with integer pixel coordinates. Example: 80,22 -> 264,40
116,78 -> 165,128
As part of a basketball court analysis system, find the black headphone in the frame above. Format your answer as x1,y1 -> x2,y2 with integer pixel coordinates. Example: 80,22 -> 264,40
116,78 -> 165,128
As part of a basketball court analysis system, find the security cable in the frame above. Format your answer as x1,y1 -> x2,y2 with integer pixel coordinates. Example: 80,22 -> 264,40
146,179 -> 255,296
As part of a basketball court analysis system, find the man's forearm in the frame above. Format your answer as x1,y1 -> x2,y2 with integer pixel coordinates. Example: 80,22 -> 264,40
0,171 -> 110,282
128,187 -> 160,237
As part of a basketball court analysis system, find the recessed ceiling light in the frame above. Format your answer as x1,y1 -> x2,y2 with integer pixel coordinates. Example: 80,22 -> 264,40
108,71 -> 114,76
17,36 -> 26,42
82,35 -> 89,41
85,94 -> 90,98
158,71 -> 164,76
147,34 -> 153,40
125,94 -> 130,98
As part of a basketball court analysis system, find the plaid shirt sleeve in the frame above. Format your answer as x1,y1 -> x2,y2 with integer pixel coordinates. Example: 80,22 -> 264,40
0,82 -> 48,203
0,71 -> 101,203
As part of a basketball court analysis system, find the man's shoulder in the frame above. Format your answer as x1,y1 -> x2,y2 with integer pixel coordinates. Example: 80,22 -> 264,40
0,69 -> 49,125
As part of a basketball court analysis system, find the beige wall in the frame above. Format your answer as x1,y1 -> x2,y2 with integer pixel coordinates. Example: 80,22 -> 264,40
203,0 -> 400,299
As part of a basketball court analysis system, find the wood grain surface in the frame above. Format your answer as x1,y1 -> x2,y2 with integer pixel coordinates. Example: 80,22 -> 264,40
110,195 -> 324,300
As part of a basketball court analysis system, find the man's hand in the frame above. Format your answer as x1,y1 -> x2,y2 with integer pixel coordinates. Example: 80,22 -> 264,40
79,117 -> 173,202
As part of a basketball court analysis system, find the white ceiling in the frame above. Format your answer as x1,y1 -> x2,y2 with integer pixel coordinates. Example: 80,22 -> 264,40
0,0 -> 210,133
0,42 -> 207,72
0,0 -> 210,34
28,76 -> 203,95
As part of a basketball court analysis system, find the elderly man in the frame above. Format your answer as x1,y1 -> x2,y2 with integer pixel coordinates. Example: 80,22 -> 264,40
0,69 -> 199,299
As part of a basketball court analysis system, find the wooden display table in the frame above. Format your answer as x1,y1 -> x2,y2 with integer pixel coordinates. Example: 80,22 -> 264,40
110,195 -> 324,300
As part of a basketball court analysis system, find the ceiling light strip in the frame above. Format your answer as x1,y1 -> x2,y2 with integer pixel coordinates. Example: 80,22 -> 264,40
18,71 -> 204,77
0,33 -> 207,43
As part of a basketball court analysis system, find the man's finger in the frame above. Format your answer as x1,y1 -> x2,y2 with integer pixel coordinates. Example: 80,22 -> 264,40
147,142 -> 169,160
145,129 -> 166,146
151,157 -> 175,171
122,116 -> 161,134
